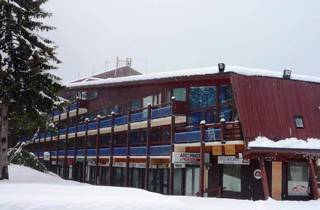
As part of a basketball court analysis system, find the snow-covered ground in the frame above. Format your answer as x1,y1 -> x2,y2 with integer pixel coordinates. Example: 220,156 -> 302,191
0,165 -> 319,210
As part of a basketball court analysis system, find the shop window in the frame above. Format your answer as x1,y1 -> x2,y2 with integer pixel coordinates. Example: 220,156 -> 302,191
189,86 -> 216,110
220,85 -> 234,103
294,116 -> 304,128
288,162 -> 309,196
172,88 -> 186,102
223,165 -> 241,192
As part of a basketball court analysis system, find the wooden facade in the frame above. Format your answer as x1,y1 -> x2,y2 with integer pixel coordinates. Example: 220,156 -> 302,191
20,68 -> 320,200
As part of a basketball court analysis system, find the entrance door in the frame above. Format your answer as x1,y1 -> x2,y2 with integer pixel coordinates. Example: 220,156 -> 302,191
185,166 -> 199,196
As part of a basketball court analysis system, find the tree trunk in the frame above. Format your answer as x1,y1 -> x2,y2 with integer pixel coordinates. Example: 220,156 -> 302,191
0,103 -> 9,180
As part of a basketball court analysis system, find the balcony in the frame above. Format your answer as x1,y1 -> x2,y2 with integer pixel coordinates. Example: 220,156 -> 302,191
52,100 -> 88,122
174,121 -> 243,145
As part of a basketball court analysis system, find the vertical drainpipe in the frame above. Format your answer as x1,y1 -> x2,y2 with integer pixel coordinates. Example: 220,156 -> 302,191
145,104 -> 152,191
125,109 -> 131,187
109,112 -> 115,186
169,97 -> 176,195
199,120 -> 206,197
83,118 -> 89,183
95,115 -> 101,185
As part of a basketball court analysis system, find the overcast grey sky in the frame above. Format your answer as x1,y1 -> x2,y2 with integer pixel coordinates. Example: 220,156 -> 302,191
44,0 -> 320,82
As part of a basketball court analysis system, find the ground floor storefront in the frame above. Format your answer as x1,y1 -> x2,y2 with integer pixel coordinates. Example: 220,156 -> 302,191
43,147 -> 319,200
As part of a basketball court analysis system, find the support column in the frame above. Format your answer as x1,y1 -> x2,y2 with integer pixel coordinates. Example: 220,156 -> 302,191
95,115 -> 101,185
144,104 -> 151,191
73,99 -> 79,180
308,159 -> 319,200
199,121 -> 206,197
169,97 -> 176,195
271,161 -> 282,200
56,115 -> 60,175
108,113 -> 115,186
259,156 -> 270,200
125,109 -> 131,187
64,108 -> 70,179
82,118 -> 89,183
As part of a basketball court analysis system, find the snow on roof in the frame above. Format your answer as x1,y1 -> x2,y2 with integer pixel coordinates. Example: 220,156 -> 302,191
65,65 -> 320,89
248,136 -> 320,150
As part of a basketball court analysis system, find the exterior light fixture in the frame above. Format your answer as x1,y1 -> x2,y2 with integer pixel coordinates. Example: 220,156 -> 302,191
283,69 -> 292,79
218,63 -> 225,73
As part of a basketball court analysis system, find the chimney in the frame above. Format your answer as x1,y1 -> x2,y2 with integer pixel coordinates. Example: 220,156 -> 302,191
283,69 -> 292,79
218,63 -> 225,73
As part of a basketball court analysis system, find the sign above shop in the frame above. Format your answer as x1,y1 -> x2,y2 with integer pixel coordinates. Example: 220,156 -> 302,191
173,152 -> 209,164
218,156 -> 250,165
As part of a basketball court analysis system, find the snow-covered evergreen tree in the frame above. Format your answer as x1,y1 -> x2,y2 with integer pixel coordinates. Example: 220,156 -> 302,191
0,0 -> 62,179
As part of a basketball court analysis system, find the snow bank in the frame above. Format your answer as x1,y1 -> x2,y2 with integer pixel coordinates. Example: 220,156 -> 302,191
65,65 -> 320,88
248,136 -> 320,149
0,164 -> 319,210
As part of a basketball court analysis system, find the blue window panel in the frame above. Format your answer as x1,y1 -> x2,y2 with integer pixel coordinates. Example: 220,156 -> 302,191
100,148 -> 110,156
189,86 -> 217,110
39,151 -> 44,157
68,126 -> 76,133
39,133 -> 46,139
175,130 -> 201,143
77,149 -> 84,156
150,145 -> 170,156
53,110 -> 60,116
130,146 -> 146,156
78,124 -> 86,132
58,150 -> 65,156
100,119 -> 112,128
220,85 -> 234,103
46,132 -> 52,138
59,128 -> 66,135
87,149 -> 96,157
151,106 -> 172,119
114,147 -> 126,156
220,105 -> 233,121
67,150 -> 75,156
205,128 -> 222,141
88,122 -> 98,130
68,102 -> 79,111
115,116 -> 128,125
50,151 -> 57,156
131,111 -> 147,123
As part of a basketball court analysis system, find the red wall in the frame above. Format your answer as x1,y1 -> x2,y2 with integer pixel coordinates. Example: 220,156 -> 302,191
231,75 -> 320,142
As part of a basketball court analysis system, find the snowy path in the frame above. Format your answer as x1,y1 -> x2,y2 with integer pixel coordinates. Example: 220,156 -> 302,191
0,165 -> 319,210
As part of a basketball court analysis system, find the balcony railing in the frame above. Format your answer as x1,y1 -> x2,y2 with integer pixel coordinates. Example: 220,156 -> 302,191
42,145 -> 170,158
175,121 -> 242,144
52,100 -> 87,117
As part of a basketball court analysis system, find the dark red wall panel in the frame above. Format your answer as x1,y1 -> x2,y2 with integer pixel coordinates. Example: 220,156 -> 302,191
231,75 -> 320,142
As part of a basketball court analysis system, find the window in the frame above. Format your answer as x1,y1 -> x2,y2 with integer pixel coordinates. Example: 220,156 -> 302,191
220,85 -> 234,103
220,104 -> 233,121
87,91 -> 98,100
223,165 -> 241,192
79,91 -> 87,100
143,95 -> 153,107
189,86 -> 217,110
288,162 -> 309,196
188,111 -> 215,126
172,88 -> 186,101
131,99 -> 141,111
294,116 -> 304,128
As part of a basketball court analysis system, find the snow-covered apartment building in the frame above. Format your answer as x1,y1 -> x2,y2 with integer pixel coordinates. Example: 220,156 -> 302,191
21,64 -> 320,200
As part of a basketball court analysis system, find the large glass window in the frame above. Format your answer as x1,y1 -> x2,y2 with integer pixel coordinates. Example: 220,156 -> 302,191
189,86 -> 216,110
288,162 -> 309,196
223,165 -> 241,192
220,85 -> 233,103
188,111 -> 215,126
172,88 -> 186,102
220,104 -> 233,121
143,95 -> 153,107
